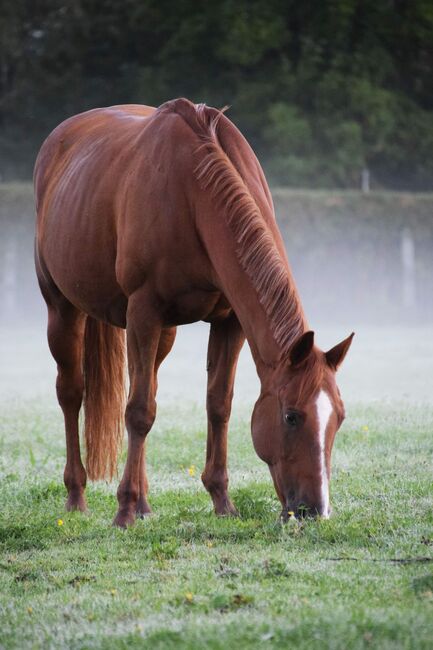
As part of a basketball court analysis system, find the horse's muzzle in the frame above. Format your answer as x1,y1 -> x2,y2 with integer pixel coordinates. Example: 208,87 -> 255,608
280,502 -> 330,521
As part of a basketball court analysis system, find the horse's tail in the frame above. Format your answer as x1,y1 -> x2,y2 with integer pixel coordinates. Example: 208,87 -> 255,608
83,317 -> 126,481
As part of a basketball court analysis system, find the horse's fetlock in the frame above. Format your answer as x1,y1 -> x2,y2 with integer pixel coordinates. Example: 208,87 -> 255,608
63,464 -> 86,490
117,485 -> 138,505
64,475 -> 86,492
202,469 -> 228,494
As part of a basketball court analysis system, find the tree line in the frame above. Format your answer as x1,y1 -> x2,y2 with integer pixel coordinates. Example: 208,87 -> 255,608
1,0 -> 432,189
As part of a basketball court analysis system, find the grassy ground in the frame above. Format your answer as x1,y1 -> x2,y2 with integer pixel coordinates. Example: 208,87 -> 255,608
0,397 -> 432,649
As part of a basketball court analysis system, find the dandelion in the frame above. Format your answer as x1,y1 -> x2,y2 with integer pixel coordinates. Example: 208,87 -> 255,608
206,541 -> 214,548
27,606 -> 33,615
110,589 -> 117,596
57,518 -> 64,526
362,425 -> 369,432
188,465 -> 196,477
287,512 -> 299,529
185,591 -> 194,603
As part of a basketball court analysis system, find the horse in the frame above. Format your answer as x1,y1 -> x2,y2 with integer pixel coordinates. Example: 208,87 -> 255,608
34,98 -> 354,527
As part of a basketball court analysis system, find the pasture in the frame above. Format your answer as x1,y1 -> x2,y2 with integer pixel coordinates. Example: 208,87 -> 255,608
0,324 -> 432,649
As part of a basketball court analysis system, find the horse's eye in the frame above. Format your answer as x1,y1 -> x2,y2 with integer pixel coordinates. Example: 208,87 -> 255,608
284,411 -> 299,428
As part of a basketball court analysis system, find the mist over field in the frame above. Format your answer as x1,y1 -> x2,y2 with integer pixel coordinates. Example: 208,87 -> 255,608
1,185 -> 432,408
1,1 -> 433,409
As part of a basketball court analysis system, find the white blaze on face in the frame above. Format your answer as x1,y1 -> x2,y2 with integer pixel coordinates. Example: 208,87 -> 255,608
315,390 -> 333,517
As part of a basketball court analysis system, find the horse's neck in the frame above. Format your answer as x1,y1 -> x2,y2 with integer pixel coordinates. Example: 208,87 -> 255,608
198,202 -> 307,370
188,102 -> 307,369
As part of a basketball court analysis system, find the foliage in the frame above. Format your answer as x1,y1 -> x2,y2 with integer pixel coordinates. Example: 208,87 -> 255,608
0,397 -> 432,648
0,1 -> 433,188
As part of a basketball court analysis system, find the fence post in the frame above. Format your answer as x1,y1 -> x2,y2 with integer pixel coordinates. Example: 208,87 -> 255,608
401,227 -> 416,313
361,168 -> 370,193
2,234 -> 18,322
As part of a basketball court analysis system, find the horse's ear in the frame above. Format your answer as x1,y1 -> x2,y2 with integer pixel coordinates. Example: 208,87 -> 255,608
325,332 -> 354,371
289,331 -> 315,367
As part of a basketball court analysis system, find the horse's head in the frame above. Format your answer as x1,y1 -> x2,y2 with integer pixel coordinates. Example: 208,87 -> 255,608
251,330 -> 354,519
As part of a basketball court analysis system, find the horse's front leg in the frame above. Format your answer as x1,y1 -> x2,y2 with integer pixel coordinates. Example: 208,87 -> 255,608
135,327 -> 177,518
202,313 -> 245,515
113,293 -> 161,528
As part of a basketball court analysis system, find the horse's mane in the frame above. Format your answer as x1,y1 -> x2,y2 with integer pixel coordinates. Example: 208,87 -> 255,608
159,98 -> 307,358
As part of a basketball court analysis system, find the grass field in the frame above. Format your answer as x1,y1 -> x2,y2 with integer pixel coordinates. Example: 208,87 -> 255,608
1,183 -> 433,649
0,388 -> 432,649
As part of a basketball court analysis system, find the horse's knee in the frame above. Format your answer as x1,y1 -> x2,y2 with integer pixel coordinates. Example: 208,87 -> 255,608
125,402 -> 156,437
207,392 -> 232,427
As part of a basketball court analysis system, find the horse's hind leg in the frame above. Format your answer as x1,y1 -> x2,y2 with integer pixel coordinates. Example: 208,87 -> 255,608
203,313 -> 245,515
135,327 -> 176,517
46,301 -> 87,511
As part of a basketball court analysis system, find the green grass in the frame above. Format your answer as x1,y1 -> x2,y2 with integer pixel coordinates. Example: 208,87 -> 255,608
0,399 -> 432,649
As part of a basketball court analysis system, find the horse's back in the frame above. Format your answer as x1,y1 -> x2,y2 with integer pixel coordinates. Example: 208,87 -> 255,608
34,105 -> 155,206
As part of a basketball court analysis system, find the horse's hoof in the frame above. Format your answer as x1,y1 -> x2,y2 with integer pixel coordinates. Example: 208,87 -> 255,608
136,498 -> 152,518
65,495 -> 87,513
136,510 -> 152,519
215,499 -> 239,517
113,510 -> 136,528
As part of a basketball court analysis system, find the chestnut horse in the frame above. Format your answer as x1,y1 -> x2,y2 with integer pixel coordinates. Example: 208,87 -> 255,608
34,98 -> 353,526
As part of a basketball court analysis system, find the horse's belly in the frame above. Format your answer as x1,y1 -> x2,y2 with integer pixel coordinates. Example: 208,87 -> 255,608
37,223 -> 127,327
162,290 -> 230,326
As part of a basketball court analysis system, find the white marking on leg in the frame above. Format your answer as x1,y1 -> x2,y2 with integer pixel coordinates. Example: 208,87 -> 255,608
316,390 -> 333,517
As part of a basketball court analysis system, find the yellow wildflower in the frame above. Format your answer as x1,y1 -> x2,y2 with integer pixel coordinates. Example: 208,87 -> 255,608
185,592 -> 194,603
362,426 -> 369,432
287,511 -> 295,518
57,519 -> 64,526
27,606 -> 33,615
110,589 -> 117,596
206,541 -> 213,548
188,465 -> 196,477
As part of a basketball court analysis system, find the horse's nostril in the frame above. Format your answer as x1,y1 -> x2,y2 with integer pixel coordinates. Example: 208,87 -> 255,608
295,503 -> 324,518
296,503 -> 309,518
282,497 -> 325,521
281,502 -> 324,522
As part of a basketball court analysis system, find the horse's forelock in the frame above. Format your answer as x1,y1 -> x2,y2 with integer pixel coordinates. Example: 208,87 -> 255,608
292,352 -> 325,408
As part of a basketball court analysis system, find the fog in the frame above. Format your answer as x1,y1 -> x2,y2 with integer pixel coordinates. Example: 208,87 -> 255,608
1,320 -> 433,409
1,192 -> 432,409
